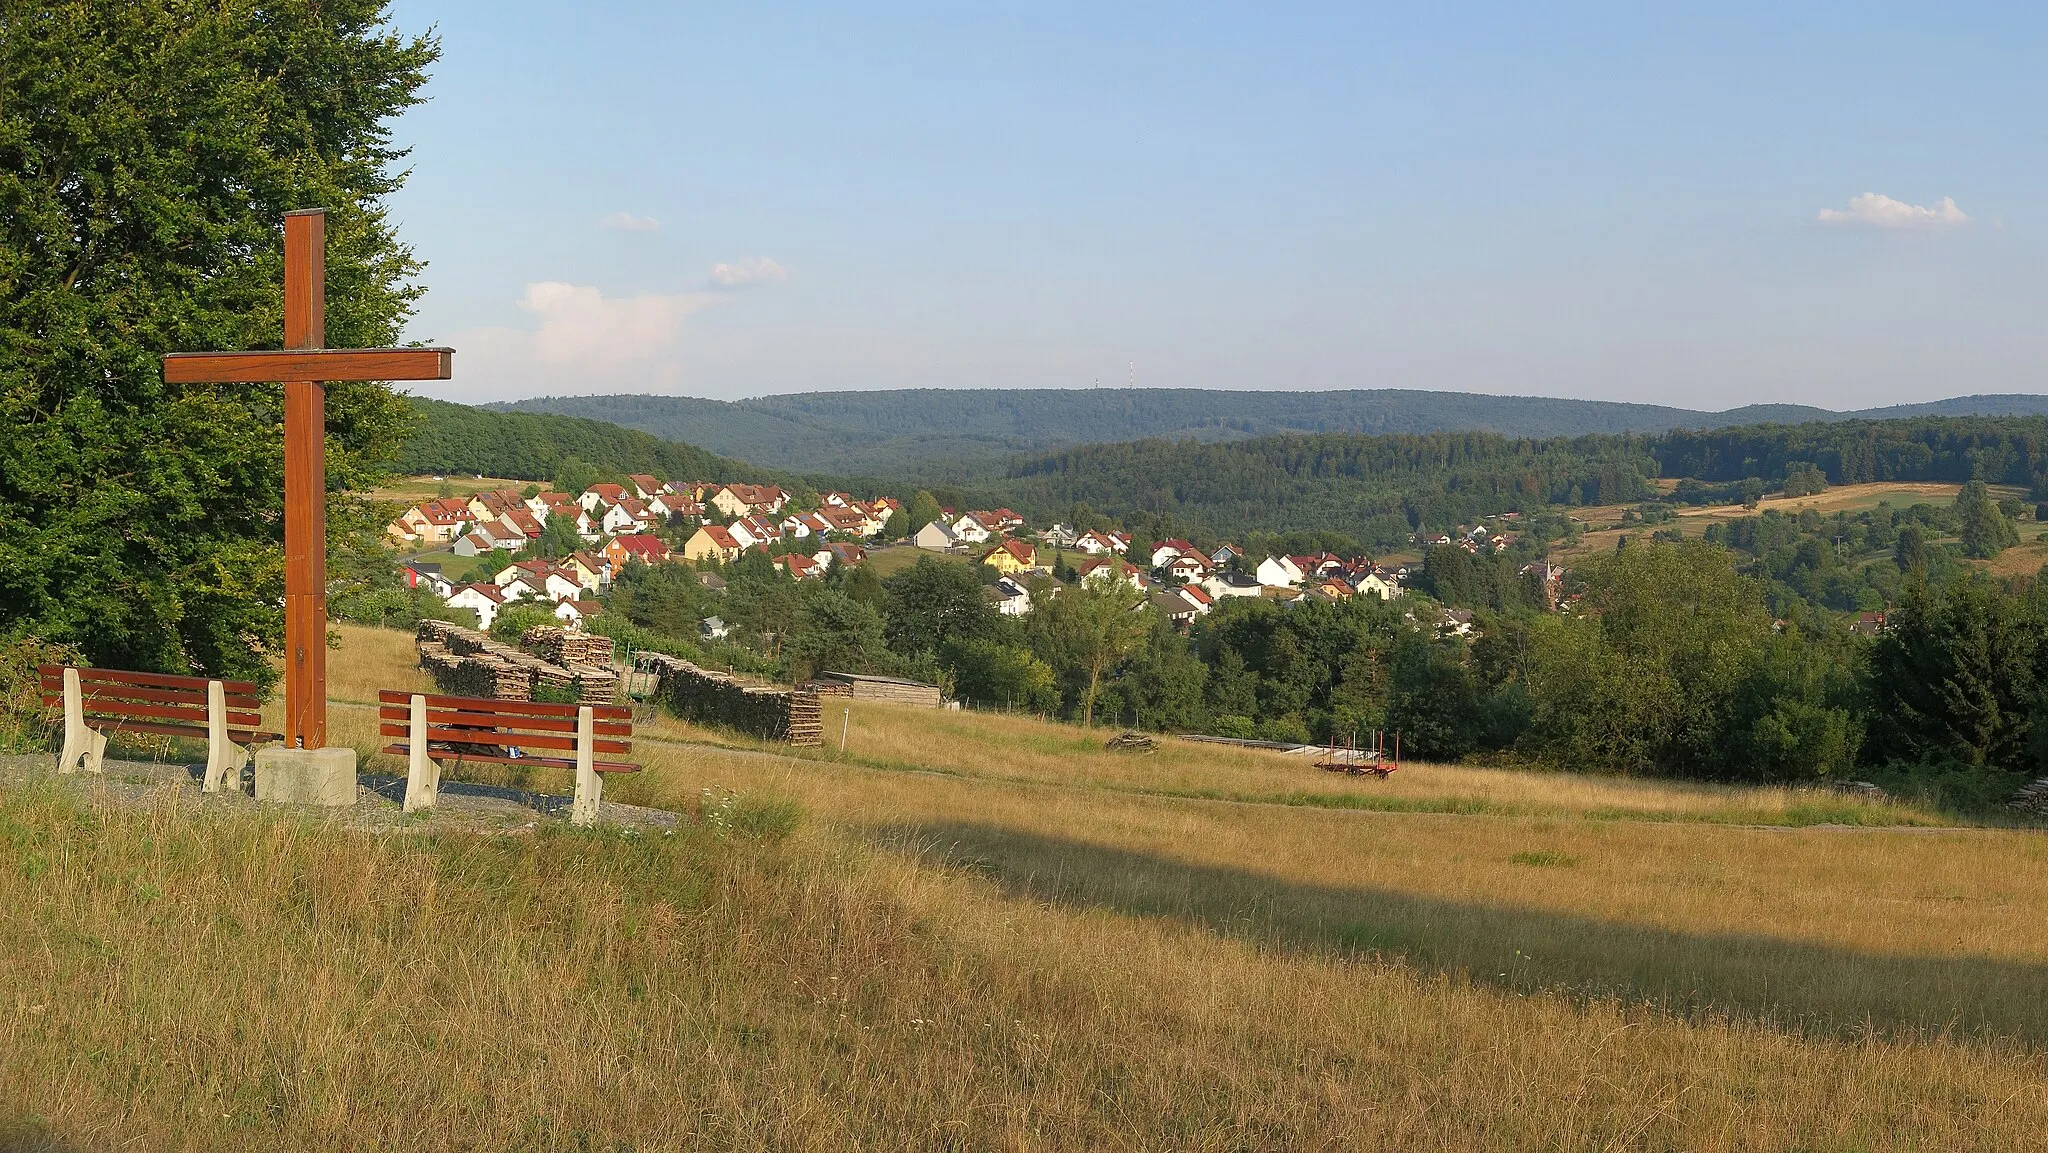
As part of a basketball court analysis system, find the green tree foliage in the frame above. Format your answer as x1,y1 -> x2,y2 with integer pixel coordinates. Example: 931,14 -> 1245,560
1865,576 -> 2039,770
1027,579 -> 1150,726
1956,479 -> 2019,559
0,2 -> 436,681
783,592 -> 892,681
489,603 -> 560,644
399,398 -> 772,487
1524,541 -> 1778,775
882,558 -> 999,658
519,515 -> 585,560
944,638 -> 1059,713
905,490 -> 943,535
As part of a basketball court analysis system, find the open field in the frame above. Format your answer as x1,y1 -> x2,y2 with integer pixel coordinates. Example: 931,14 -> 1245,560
1556,481 -> 2032,563
369,473 -> 530,502
6,622 -> 2047,1148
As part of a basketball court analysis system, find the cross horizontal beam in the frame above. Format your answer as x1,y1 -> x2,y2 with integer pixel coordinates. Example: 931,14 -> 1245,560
163,348 -> 453,384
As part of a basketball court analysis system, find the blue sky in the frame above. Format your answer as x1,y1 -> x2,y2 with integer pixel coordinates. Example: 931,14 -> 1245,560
383,2 -> 2045,409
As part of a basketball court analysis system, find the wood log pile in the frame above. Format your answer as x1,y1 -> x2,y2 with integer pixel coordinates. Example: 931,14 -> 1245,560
2012,779 -> 2048,816
518,625 -> 620,704
642,652 -> 822,746
810,671 -> 943,708
520,625 -> 616,668
414,620 -> 615,705
1103,731 -> 1158,753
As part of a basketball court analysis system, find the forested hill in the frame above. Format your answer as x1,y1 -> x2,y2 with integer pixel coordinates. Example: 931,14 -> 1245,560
491,388 -> 2048,476
395,397 -> 778,486
490,388 -> 1830,476
999,416 -> 2048,548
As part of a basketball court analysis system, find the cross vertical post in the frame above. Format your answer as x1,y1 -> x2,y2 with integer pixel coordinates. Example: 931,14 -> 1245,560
163,210 -> 452,760
283,209 -> 328,749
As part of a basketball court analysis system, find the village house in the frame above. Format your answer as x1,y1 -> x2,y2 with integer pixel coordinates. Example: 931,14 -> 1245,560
1151,591 -> 1200,628
700,616 -> 730,640
710,483 -> 788,519
554,598 -> 603,628
1209,542 -> 1243,568
1073,530 -> 1119,556
913,519 -> 962,551
949,513 -> 993,545
1356,570 -> 1402,600
1163,552 -> 1210,584
1150,539 -> 1197,568
981,576 -> 1030,616
773,553 -> 825,580
980,538 -> 1037,575
1074,558 -> 1150,590
628,474 -> 664,501
682,524 -> 744,564
1039,523 -> 1077,549
606,533 -> 671,569
445,582 -> 507,630
1203,572 -> 1265,600
729,514 -> 784,550
1176,583 -> 1215,615
820,542 -> 867,569
580,483 -> 628,513
493,559 -> 582,603
1255,555 -> 1305,589
402,562 -> 453,599
562,552 -> 609,592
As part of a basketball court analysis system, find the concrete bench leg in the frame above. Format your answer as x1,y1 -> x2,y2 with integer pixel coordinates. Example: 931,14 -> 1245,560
57,668 -> 107,775
571,705 -> 600,827
202,680 -> 248,794
403,694 -> 439,813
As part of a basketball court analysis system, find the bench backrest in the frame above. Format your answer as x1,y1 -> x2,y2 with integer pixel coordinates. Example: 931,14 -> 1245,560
375,689 -> 633,758
38,665 -> 273,744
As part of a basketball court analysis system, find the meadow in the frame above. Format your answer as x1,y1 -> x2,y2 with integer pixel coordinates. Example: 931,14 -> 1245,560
3,622 -> 2046,1150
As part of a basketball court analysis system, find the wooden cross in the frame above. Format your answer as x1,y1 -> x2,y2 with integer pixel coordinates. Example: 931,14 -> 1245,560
164,209 -> 453,750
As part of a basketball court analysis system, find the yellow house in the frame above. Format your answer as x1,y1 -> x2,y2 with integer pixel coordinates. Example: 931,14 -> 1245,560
980,538 -> 1036,574
683,524 -> 743,564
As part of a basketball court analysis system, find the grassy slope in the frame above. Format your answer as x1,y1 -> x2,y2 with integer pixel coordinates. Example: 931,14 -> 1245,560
4,623 -> 2046,1149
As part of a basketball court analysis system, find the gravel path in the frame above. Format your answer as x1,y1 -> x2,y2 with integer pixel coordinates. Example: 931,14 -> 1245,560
0,751 -> 680,835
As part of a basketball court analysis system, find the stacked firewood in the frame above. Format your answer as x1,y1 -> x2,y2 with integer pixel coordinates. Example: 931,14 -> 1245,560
520,625 -> 616,668
2012,779 -> 2048,816
414,620 -> 605,704
642,652 -> 822,746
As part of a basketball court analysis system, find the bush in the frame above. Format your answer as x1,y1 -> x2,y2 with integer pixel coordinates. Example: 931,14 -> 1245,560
0,635 -> 78,754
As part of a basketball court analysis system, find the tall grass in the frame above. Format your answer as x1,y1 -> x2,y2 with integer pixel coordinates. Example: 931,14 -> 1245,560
20,622 -> 2019,1147
2,784 -> 2045,1150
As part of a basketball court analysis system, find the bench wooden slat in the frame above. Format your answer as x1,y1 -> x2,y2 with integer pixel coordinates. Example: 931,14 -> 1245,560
38,683 -> 259,709
376,722 -> 630,755
39,698 -> 266,728
381,744 -> 641,774
376,688 -> 629,721
38,665 -> 258,695
39,696 -> 264,727
374,704 -> 631,737
90,719 -> 280,744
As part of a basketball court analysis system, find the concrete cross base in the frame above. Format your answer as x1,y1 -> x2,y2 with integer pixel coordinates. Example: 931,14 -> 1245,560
254,746 -> 359,807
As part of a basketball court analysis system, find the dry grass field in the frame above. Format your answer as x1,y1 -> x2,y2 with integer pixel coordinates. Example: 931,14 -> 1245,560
4,623 -> 2047,1149
1557,481 -> 2037,565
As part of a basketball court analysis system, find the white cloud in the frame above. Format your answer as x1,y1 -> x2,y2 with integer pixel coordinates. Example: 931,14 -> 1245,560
1816,193 -> 1969,229
599,211 -> 661,232
709,256 -> 789,288
434,282 -> 722,401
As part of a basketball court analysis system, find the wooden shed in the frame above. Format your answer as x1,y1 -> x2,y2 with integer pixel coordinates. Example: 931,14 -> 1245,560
814,672 -> 944,708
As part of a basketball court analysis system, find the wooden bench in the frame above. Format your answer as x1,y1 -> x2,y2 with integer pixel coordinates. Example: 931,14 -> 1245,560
38,665 -> 280,793
376,690 -> 639,825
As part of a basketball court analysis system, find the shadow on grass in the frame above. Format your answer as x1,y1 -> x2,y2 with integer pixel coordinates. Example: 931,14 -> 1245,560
876,821 -> 2048,1047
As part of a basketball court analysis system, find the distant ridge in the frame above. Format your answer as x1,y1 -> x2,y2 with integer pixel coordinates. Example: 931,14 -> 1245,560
489,388 -> 2047,477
